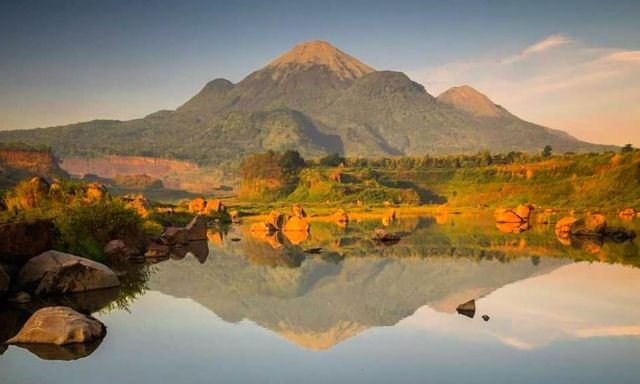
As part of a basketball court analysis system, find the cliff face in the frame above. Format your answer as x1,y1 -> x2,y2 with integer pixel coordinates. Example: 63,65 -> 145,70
0,148 -> 67,186
61,155 -> 226,193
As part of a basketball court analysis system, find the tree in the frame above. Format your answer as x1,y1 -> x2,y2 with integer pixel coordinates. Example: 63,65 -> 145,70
319,153 -> 345,167
621,143 -> 634,153
542,145 -> 553,158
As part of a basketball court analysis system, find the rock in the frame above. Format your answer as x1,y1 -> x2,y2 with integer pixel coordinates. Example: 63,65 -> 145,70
571,213 -> 607,236
515,204 -> 533,221
619,207 -> 637,219
185,215 -> 208,241
333,209 -> 349,223
0,265 -> 9,298
386,208 -> 397,220
144,243 -> 170,259
161,227 -> 189,246
482,315 -> 490,322
282,215 -> 310,232
16,251 -> 120,295
292,204 -> 307,218
188,197 -> 207,214
456,299 -> 476,318
8,291 -> 31,304
494,208 -> 525,223
436,205 -> 448,216
0,220 -> 51,265
250,222 -> 276,232
126,194 -> 151,218
204,199 -> 225,214
85,183 -> 109,201
555,216 -> 579,238
266,211 -> 286,229
229,210 -> 241,223
29,176 -> 50,192
372,228 -> 401,244
103,240 -> 139,263
8,306 -> 105,346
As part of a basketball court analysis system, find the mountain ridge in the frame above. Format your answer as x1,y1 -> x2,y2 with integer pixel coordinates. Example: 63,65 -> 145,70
0,40 -> 613,165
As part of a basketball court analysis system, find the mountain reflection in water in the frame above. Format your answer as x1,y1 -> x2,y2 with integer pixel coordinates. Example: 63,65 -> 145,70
1,214 -> 639,384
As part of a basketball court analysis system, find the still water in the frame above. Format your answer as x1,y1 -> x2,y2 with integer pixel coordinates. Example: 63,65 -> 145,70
1,214 -> 640,383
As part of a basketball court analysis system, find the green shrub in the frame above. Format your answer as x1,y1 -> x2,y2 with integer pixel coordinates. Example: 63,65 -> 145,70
53,199 -> 142,261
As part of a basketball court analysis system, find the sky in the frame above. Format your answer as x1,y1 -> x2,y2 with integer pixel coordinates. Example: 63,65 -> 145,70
1,0 -> 639,146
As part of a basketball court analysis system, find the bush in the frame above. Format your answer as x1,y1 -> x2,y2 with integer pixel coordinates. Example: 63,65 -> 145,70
53,200 -> 142,261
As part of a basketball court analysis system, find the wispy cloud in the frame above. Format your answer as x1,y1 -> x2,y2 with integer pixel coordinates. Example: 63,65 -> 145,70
503,34 -> 574,64
407,34 -> 640,146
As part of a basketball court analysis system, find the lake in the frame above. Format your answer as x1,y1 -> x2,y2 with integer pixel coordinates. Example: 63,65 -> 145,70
1,214 -> 640,383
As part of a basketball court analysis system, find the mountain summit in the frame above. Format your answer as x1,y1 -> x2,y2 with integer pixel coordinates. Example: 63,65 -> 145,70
0,40 -> 611,164
266,40 -> 375,80
437,85 -> 502,117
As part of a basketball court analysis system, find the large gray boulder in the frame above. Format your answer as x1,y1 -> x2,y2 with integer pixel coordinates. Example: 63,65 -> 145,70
8,306 -> 105,346
16,251 -> 120,295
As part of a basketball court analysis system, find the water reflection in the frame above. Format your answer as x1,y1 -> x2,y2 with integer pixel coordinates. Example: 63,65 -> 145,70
1,213 -> 638,364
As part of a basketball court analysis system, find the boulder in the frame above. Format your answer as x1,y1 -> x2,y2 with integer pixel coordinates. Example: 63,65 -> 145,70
0,265 -> 9,298
456,299 -> 476,318
161,227 -> 189,246
29,176 -> 50,192
16,251 -> 120,295
372,228 -> 401,244
185,240 -> 209,264
188,197 -> 207,214
571,213 -> 607,236
282,215 -> 310,232
333,209 -> 349,223
619,207 -> 637,219
8,306 -> 105,346
266,211 -> 286,229
555,216 -> 579,238
185,215 -> 208,241
126,194 -> 151,218
0,220 -> 51,265
496,221 -> 529,234
515,204 -> 534,221
494,208 -> 525,223
386,208 -> 397,220
292,204 -> 307,218
85,183 -> 109,201
250,222 -> 276,232
144,243 -> 170,259
204,199 -> 225,214
103,240 -> 139,263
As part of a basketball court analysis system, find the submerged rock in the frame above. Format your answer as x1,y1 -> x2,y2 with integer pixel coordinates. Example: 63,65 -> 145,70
555,216 -> 579,238
10,337 -> 104,361
8,306 -> 105,346
456,299 -> 476,318
16,251 -> 120,295
372,228 -> 401,244
333,209 -> 349,223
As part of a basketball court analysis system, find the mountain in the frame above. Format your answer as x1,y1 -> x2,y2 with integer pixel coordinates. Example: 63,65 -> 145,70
0,40 -> 612,166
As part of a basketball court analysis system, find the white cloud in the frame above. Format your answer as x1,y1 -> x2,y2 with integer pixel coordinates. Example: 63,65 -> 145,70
406,34 -> 640,146
503,34 -> 574,64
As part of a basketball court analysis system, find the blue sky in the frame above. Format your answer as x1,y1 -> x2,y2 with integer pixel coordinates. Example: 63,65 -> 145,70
1,0 -> 639,145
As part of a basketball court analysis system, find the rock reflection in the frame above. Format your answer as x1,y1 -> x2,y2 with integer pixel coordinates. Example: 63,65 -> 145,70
11,337 -> 103,361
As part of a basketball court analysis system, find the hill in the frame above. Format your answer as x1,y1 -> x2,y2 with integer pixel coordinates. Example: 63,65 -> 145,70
0,40 -> 612,166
